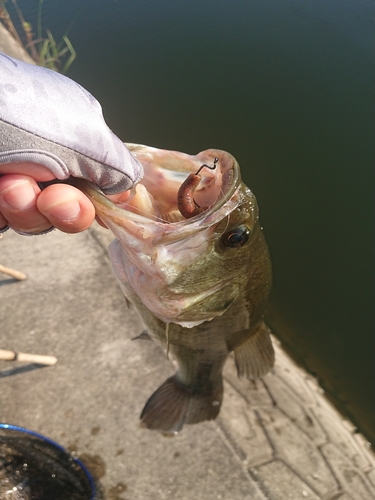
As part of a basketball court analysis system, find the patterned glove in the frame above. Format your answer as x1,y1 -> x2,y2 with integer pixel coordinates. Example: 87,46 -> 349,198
0,52 -> 143,195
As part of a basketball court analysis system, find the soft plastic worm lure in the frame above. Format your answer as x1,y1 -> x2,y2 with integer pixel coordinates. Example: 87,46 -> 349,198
177,157 -> 218,219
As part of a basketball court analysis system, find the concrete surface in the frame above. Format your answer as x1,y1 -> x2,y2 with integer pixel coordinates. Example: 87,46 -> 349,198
1,23 -> 375,500
1,226 -> 375,500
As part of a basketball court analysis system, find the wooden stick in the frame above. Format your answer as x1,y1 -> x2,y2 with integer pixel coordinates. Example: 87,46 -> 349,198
0,349 -> 57,365
0,264 -> 27,281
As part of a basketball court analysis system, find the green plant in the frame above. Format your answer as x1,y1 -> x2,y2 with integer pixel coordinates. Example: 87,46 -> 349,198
0,0 -> 76,73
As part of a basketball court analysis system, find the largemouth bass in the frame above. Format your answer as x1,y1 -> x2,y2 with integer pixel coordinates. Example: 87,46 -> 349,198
75,144 -> 274,433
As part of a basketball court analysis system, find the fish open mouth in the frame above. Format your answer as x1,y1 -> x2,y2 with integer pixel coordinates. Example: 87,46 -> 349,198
88,144 -> 242,228
73,144 -> 244,245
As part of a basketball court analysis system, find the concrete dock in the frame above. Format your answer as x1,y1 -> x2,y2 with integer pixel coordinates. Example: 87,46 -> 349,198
1,23 -> 374,499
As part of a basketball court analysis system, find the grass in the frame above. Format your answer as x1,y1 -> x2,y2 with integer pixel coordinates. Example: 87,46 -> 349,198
0,0 -> 76,73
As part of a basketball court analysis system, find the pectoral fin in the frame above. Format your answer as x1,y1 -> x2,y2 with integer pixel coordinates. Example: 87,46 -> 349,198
234,321 -> 274,380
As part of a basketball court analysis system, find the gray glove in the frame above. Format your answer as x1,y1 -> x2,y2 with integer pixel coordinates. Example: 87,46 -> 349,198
0,52 -> 143,194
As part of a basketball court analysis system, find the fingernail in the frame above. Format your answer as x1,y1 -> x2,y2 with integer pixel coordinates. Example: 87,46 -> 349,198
0,180 -> 36,210
46,199 -> 81,221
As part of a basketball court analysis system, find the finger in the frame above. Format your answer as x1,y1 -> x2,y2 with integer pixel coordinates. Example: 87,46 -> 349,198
37,184 -> 96,233
0,163 -> 55,182
0,174 -> 52,234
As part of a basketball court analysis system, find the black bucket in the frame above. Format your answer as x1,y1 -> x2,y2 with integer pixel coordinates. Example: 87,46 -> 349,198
0,424 -> 103,499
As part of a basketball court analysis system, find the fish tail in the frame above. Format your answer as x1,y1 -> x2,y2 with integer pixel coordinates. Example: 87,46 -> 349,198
140,375 -> 223,433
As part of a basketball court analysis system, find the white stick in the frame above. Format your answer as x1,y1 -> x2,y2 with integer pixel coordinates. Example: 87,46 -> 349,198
0,349 -> 57,365
0,264 -> 27,281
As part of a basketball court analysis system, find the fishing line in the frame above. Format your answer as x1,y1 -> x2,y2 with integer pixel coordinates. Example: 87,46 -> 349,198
215,214 -> 231,241
165,323 -> 170,358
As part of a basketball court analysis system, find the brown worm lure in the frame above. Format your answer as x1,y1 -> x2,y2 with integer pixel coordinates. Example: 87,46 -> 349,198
177,157 -> 219,219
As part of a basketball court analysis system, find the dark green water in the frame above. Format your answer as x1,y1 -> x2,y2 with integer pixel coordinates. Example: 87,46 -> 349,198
9,0 -> 374,443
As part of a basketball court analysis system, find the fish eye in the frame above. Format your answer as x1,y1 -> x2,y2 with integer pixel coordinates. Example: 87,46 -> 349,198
221,226 -> 251,249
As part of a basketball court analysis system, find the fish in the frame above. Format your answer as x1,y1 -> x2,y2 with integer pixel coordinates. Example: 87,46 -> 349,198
74,144 -> 274,433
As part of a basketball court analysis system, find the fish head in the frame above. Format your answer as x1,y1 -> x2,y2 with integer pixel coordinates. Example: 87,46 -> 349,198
78,145 -> 271,327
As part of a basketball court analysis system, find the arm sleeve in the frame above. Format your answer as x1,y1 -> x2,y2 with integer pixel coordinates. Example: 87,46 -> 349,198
0,52 -> 143,194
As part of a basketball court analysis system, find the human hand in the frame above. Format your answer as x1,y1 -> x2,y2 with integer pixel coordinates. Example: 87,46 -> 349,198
0,163 -> 96,234
0,53 -> 142,234
0,163 -> 132,234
